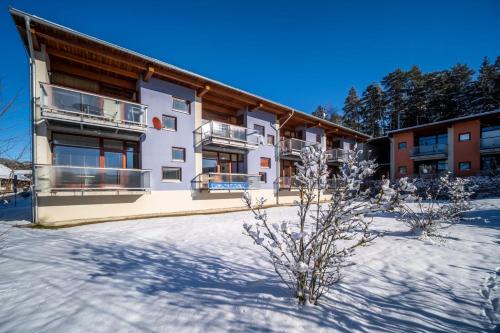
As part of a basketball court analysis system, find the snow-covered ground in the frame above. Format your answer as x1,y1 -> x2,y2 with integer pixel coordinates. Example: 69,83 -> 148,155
0,197 -> 498,332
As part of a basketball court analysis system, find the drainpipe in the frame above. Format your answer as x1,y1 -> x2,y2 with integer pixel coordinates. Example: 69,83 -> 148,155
24,16 -> 38,224
273,109 -> 294,205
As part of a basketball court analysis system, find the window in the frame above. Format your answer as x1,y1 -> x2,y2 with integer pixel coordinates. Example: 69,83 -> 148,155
398,166 -> 407,175
162,167 -> 182,181
172,97 -> 190,114
254,124 -> 265,137
459,161 -> 471,171
267,134 -> 275,145
260,157 -> 271,169
202,151 -> 246,174
172,147 -> 186,162
259,172 -> 267,183
398,142 -> 407,149
459,132 -> 471,142
316,134 -> 322,144
162,115 -> 177,131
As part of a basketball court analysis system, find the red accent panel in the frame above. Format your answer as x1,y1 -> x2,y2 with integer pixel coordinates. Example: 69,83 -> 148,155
152,117 -> 162,130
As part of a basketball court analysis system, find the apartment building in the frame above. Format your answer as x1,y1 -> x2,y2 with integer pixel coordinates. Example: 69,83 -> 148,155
388,110 -> 500,179
10,8 -> 368,226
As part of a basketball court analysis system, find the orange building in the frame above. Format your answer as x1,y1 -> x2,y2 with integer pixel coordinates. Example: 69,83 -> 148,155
388,110 -> 500,179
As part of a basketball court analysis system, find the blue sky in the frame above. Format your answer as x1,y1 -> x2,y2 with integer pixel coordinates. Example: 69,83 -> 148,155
1,0 -> 499,160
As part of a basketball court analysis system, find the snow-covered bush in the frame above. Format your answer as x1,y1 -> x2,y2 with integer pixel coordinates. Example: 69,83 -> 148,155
388,173 -> 474,237
242,146 -> 389,305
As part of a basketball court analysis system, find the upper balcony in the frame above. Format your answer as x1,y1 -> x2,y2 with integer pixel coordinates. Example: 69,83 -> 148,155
195,121 -> 260,151
280,138 -> 318,159
480,136 -> 500,153
409,144 -> 448,160
39,83 -> 148,133
34,164 -> 151,195
326,148 -> 349,164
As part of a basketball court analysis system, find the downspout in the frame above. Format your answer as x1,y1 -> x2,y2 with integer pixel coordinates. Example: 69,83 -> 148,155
24,16 -> 38,224
273,109 -> 294,205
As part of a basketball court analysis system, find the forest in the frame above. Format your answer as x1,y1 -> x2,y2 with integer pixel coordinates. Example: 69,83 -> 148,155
313,56 -> 500,137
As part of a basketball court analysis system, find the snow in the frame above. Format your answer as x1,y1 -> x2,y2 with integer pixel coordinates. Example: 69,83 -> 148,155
0,197 -> 499,332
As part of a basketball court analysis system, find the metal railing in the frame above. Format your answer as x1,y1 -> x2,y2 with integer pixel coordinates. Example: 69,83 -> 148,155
410,144 -> 448,157
480,136 -> 500,150
326,178 -> 346,190
195,121 -> 260,147
280,138 -> 318,156
34,165 -> 151,192
326,148 -> 349,162
39,83 -> 148,130
196,173 -> 261,191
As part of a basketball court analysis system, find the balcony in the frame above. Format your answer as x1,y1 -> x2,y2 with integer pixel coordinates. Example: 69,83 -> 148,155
34,165 -> 151,194
195,121 -> 260,152
278,176 -> 301,190
409,144 -> 448,160
280,138 -> 318,159
194,173 -> 261,191
480,136 -> 500,153
39,83 -> 148,133
326,148 -> 349,163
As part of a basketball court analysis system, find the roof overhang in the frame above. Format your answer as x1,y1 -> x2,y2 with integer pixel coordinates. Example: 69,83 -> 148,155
9,7 -> 369,140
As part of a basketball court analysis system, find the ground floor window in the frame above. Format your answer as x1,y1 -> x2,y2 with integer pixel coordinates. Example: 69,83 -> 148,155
52,133 -> 139,169
162,167 -> 182,182
202,151 -> 246,174
280,160 -> 297,178
459,161 -> 471,171
481,155 -> 500,171
415,159 -> 447,175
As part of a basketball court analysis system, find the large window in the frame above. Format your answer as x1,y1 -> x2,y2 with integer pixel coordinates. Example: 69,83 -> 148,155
52,133 -> 138,169
172,97 -> 190,114
418,134 -> 447,146
202,151 -> 245,174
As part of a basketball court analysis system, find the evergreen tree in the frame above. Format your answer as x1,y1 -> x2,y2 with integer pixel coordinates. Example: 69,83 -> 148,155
447,63 -> 474,116
382,68 -> 407,130
312,105 -> 328,119
326,105 -> 343,124
360,84 -> 386,137
473,57 -> 499,112
342,87 -> 362,131
405,66 -> 427,126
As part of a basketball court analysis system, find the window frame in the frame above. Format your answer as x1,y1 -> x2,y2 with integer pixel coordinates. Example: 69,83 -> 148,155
266,134 -> 275,146
316,134 -> 322,144
398,166 -> 407,175
172,97 -> 191,114
162,166 -> 182,182
162,115 -> 177,131
259,172 -> 267,183
458,132 -> 471,142
398,141 -> 407,150
171,147 -> 186,162
254,124 -> 265,137
260,157 -> 271,169
459,161 -> 471,171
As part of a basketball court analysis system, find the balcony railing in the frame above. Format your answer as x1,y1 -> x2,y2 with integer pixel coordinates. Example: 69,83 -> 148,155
34,165 -> 151,193
410,144 -> 448,158
195,173 -> 261,191
39,83 -> 148,132
480,136 -> 500,151
280,138 -> 318,157
326,148 -> 349,163
278,176 -> 302,190
195,121 -> 260,150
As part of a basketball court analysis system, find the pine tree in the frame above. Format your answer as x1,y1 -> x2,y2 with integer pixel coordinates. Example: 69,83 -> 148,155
447,63 -> 474,116
382,68 -> 407,130
342,87 -> 362,131
360,84 -> 386,137
473,57 -> 499,112
405,66 -> 427,126
312,105 -> 328,119
326,105 -> 343,124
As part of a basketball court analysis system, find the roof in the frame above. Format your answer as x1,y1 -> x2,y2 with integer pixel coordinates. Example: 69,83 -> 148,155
386,109 -> 500,136
0,164 -> 31,181
9,7 -> 369,140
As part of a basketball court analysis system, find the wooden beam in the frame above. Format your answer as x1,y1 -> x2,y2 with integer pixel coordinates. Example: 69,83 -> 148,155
51,62 -> 136,90
47,47 -> 139,79
202,94 -> 246,109
197,84 -> 211,98
29,28 -> 40,50
202,103 -> 238,115
143,66 -> 154,81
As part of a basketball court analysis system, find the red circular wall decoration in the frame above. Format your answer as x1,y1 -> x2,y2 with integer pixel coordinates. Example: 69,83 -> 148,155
152,117 -> 162,130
